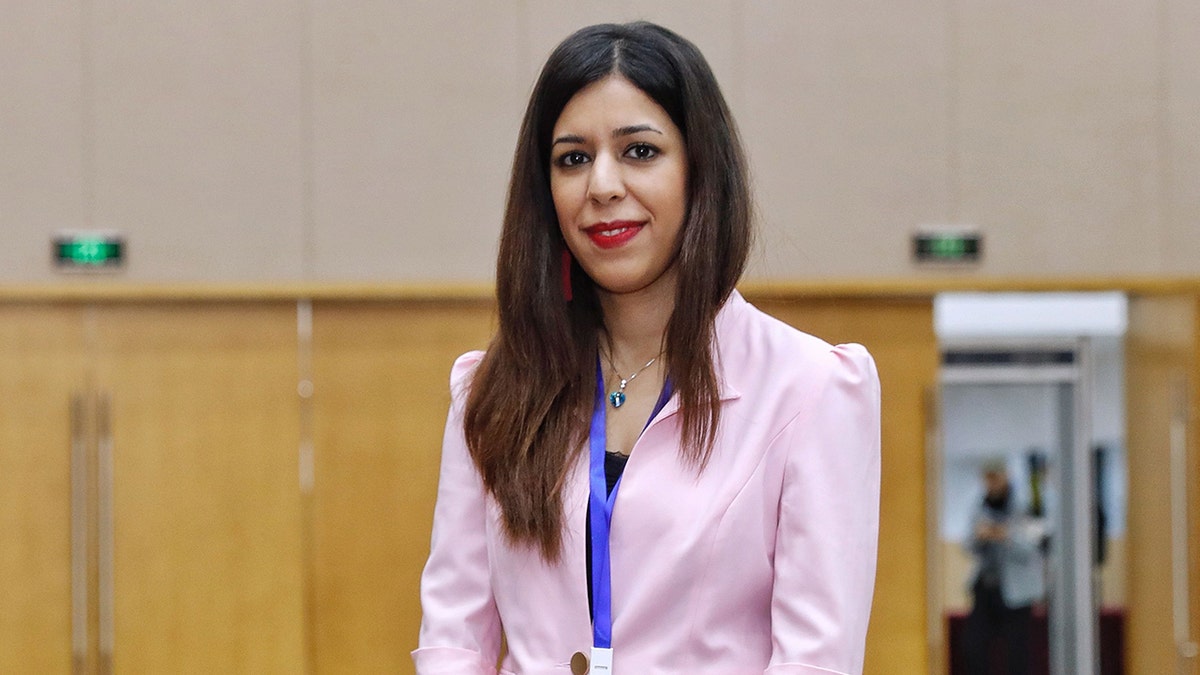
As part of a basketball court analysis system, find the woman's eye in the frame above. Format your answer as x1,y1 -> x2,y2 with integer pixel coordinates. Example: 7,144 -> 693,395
556,151 -> 590,167
624,143 -> 659,161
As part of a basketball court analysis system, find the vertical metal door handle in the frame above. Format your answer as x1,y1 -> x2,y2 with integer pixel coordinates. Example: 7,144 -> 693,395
921,385 -> 946,675
97,392 -> 115,674
69,393 -> 88,673
1170,378 -> 1198,667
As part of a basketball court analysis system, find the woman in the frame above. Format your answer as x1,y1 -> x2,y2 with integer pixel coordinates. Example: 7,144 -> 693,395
414,21 -> 881,675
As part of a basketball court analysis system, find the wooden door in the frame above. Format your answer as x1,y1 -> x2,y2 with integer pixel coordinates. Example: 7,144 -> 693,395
93,303 -> 305,673
309,300 -> 494,673
0,304 -> 88,673
1125,294 -> 1200,675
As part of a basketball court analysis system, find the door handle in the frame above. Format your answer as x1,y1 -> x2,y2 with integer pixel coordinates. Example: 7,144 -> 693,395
922,385 -> 946,675
97,392 -> 114,674
70,392 -> 89,673
1170,378 -> 1197,669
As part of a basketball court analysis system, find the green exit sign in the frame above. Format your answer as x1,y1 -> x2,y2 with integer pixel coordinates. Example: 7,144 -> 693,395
913,230 -> 981,264
54,232 -> 125,270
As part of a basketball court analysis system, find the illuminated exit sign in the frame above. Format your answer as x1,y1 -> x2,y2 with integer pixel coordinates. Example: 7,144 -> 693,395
54,231 -> 125,271
912,228 -> 982,264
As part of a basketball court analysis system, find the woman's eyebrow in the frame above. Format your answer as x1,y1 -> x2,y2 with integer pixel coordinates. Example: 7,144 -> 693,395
613,124 -> 662,138
552,125 -> 662,146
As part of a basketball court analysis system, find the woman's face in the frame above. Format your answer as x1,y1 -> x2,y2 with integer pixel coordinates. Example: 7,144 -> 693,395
549,75 -> 688,299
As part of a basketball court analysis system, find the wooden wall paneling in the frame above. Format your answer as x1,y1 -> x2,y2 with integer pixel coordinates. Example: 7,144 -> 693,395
310,301 -> 495,673
0,304 -> 87,672
1190,294 -> 1200,674
744,294 -> 938,675
1193,295 -> 1200,675
1125,294 -> 1199,675
311,294 -> 935,672
94,303 -> 305,672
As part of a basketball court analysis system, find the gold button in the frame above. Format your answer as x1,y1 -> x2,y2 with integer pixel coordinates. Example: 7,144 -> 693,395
570,651 -> 589,674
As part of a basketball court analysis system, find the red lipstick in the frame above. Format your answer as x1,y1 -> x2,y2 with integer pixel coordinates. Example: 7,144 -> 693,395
584,221 -> 644,249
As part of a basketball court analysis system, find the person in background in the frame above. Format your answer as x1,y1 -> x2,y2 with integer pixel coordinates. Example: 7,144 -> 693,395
412,20 -> 882,675
961,462 -> 1047,674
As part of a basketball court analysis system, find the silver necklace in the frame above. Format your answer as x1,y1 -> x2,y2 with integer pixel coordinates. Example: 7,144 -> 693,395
603,351 -> 658,409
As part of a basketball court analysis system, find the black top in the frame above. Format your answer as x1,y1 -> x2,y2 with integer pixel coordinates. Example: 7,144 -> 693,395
604,451 -> 629,495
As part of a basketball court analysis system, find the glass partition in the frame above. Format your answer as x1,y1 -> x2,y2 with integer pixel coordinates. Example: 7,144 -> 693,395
938,341 -> 1115,674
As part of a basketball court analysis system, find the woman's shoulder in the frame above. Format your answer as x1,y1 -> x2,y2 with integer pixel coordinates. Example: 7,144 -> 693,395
449,350 -> 487,398
450,350 -> 485,378
722,293 -> 875,378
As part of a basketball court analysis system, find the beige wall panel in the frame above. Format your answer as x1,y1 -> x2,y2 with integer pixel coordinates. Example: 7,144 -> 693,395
955,3 -> 1162,277
0,2 -> 86,282
740,3 -> 952,281
746,296 -> 938,675
0,1 -> 1191,284
1163,0 -> 1200,274
310,301 -> 494,672
89,1 -> 306,281
520,1 -> 741,107
308,3 -> 524,283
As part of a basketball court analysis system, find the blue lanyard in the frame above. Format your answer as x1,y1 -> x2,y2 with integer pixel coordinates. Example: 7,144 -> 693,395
588,358 -> 618,651
587,357 -> 672,656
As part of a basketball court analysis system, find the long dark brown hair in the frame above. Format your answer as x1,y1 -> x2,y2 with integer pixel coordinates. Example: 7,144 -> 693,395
463,21 -> 752,561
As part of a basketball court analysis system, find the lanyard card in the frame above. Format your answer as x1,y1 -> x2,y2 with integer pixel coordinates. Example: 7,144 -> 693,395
590,646 -> 614,673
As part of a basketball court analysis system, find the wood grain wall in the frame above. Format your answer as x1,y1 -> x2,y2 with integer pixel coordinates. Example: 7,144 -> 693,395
305,293 -> 938,673
743,295 -> 939,674
1125,295 -> 1200,675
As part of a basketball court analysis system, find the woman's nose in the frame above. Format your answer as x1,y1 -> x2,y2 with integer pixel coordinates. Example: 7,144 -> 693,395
586,153 -> 625,203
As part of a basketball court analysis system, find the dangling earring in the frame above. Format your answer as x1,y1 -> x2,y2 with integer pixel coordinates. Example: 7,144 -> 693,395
561,248 -> 573,302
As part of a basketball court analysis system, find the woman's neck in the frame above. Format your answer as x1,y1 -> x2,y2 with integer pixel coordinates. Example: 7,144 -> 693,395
597,274 -> 676,369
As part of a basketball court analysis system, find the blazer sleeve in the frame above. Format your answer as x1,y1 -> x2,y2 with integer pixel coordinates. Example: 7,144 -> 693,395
412,352 -> 503,675
766,344 -> 882,675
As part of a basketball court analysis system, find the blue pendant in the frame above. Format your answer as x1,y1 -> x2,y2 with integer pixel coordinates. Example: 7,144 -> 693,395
609,391 -> 626,408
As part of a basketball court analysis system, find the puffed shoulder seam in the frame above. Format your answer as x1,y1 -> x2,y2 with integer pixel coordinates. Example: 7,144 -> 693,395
449,350 -> 486,400
766,342 -> 871,447
826,342 -> 880,403
450,350 -> 485,384
828,342 -> 874,373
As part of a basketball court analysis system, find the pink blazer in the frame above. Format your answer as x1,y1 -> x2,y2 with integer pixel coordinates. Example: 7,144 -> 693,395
414,291 -> 881,674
